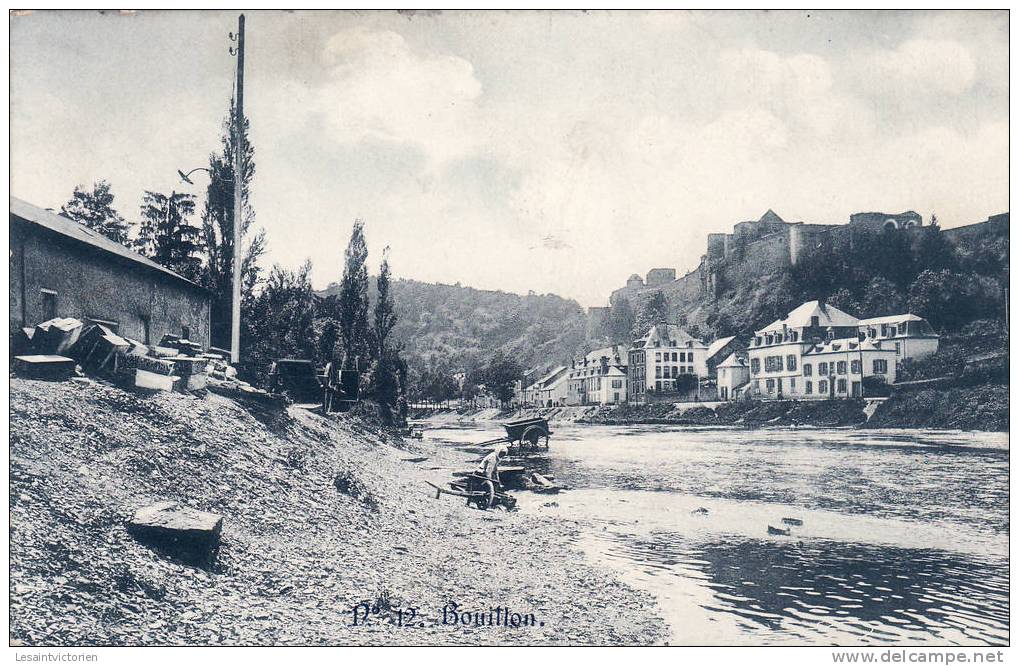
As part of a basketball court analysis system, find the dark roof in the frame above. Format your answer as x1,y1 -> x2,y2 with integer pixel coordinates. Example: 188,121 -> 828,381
759,209 -> 785,224
10,196 -> 206,292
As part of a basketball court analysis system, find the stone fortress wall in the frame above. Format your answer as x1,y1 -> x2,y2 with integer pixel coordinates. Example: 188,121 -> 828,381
609,209 -> 926,308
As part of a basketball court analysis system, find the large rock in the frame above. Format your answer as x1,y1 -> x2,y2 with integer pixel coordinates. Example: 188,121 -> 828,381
13,354 -> 76,380
127,501 -> 223,567
32,317 -> 83,355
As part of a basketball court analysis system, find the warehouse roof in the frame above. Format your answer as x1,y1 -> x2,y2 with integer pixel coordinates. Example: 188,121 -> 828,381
10,196 -> 205,292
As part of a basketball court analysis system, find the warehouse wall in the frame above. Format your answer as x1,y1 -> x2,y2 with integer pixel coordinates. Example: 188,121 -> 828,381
10,222 -> 210,348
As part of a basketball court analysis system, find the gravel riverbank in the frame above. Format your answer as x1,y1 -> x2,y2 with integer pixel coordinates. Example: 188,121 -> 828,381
10,378 -> 666,646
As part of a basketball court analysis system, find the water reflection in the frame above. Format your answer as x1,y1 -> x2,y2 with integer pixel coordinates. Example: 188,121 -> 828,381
423,422 -> 1009,645
597,531 -> 1008,645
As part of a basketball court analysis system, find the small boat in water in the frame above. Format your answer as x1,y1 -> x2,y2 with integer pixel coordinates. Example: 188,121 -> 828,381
768,525 -> 791,536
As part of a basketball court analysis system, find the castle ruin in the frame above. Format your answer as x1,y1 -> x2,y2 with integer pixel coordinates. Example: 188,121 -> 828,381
610,209 -> 926,307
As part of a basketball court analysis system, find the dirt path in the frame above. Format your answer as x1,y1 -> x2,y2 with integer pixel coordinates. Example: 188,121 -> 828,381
9,378 -> 665,645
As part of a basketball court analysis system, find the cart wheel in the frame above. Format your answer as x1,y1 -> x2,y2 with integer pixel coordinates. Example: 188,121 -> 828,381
521,426 -> 544,449
472,479 -> 495,510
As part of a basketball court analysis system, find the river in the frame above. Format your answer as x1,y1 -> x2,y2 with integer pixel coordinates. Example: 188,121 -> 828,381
421,421 -> 1009,646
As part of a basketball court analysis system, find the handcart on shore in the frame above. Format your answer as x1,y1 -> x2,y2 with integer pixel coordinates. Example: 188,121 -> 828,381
425,475 -> 518,511
476,416 -> 553,451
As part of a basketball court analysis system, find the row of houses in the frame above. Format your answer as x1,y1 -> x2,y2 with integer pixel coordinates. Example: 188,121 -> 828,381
516,300 -> 939,407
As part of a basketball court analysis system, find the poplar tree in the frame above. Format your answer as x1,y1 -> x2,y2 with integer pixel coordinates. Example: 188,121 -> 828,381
372,248 -> 402,414
338,220 -> 371,368
200,99 -> 266,349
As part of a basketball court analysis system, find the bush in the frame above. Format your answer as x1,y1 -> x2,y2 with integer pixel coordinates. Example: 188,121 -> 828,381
862,375 -> 891,397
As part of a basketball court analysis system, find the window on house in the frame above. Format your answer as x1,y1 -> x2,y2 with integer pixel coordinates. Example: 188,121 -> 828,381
790,331 -> 798,341
837,361 -> 847,375
750,358 -> 760,374
818,380 -> 828,394
786,355 -> 797,371
803,363 -> 812,377
819,362 -> 829,375
873,359 -> 888,374
754,379 -> 760,390
790,377 -> 796,392
851,360 -> 861,374
40,289 -> 57,320
811,316 -> 819,327
895,342 -> 901,355
766,379 -> 775,393
754,336 -> 761,346
765,356 -> 783,372
837,378 -> 847,393
656,352 -> 661,362
881,324 -> 888,337
806,380 -> 813,394
655,367 -> 661,378
612,380 -> 622,389
671,352 -> 677,362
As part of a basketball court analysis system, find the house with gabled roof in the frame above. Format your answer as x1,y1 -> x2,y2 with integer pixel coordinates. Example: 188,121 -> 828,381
858,314 -> 939,362
627,322 -> 709,403
567,344 -> 627,405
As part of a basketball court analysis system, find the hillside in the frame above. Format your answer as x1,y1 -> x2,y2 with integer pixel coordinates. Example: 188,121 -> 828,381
318,278 -> 596,378
9,377 -> 663,645
604,213 -> 1010,342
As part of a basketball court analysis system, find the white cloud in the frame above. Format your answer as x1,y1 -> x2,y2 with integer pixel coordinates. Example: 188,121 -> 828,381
861,38 -> 977,96
313,27 -> 483,163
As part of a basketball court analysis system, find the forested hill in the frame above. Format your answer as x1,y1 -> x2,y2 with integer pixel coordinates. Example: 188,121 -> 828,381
317,278 -> 592,380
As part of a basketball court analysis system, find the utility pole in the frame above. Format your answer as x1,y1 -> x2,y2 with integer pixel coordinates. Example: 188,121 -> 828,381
231,14 -> 245,365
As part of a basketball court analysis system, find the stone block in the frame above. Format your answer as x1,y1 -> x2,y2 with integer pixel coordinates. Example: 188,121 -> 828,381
127,501 -> 223,567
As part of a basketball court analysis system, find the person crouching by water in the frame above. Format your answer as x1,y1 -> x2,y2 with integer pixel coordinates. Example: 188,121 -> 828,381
467,445 -> 509,507
476,444 -> 508,484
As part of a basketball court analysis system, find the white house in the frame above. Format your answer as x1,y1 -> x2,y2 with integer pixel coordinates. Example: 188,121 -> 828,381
627,322 -> 709,403
748,300 -> 860,399
800,337 -> 898,399
523,365 -> 570,407
716,353 -> 750,401
567,345 -> 628,405
536,367 -> 571,407
858,314 -> 939,363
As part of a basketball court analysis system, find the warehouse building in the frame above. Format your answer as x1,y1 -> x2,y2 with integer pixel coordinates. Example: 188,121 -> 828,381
9,196 -> 211,347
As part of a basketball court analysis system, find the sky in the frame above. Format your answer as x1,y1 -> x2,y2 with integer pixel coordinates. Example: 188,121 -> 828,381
10,10 -> 1009,306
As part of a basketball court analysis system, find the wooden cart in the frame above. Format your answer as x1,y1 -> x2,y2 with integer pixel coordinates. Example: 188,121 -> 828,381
426,476 -> 517,511
477,417 -> 553,451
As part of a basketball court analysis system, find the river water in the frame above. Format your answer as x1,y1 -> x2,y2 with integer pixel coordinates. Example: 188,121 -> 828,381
423,422 -> 1009,646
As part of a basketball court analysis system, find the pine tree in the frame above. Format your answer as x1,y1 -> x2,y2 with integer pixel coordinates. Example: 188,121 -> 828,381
61,180 -> 131,244
137,191 -> 202,281
200,99 -> 266,349
338,220 -> 371,369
